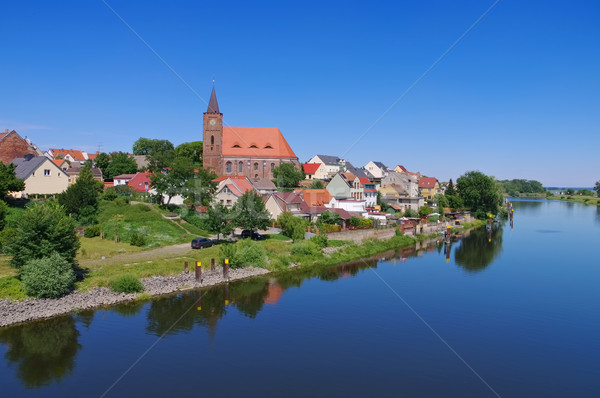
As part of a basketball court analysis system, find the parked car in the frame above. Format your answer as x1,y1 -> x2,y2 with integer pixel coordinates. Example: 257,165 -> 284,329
241,230 -> 266,241
191,237 -> 214,249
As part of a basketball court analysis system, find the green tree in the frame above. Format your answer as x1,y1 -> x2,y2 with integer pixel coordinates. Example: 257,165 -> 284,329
151,156 -> 195,205
0,162 -> 25,198
5,202 -> 80,268
418,205 -> 433,218
456,171 -> 503,218
595,181 -> 600,197
0,200 -> 8,230
277,211 -> 307,241
175,141 -> 203,167
106,152 -> 138,180
206,203 -> 234,240
184,167 -> 218,206
445,179 -> 456,196
20,252 -> 76,298
58,164 -> 104,224
566,188 -> 575,195
94,152 -> 111,177
231,191 -> 270,231
319,210 -> 342,225
310,179 -> 324,189
133,138 -> 174,156
272,163 -> 304,190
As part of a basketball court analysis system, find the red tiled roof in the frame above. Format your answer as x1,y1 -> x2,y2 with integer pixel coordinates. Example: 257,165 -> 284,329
396,165 -> 408,172
418,177 -> 437,188
294,188 -> 332,206
212,176 -> 228,182
327,208 -> 353,220
358,177 -> 371,184
365,189 -> 377,193
128,171 -> 152,192
273,191 -> 303,204
49,148 -> 86,161
222,126 -> 297,158
226,183 -> 243,196
303,163 -> 322,174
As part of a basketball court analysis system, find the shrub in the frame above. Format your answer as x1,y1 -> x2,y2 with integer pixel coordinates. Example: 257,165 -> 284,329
310,233 -> 328,248
358,218 -> 373,229
20,253 -> 76,299
232,239 -> 266,268
290,241 -> 321,256
130,231 -> 146,247
321,223 -> 341,233
404,208 -> 418,218
110,274 -> 144,293
219,243 -> 237,264
84,225 -> 101,238
277,211 -> 307,241
102,189 -> 119,201
0,276 -> 26,301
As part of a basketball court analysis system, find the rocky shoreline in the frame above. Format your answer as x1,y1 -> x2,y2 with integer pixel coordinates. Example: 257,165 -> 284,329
0,266 -> 270,328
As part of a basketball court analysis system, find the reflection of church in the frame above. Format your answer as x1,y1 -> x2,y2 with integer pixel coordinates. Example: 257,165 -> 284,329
202,87 -> 300,179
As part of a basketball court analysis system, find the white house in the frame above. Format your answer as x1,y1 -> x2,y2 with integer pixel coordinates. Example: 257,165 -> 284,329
363,161 -> 390,179
10,155 -> 70,197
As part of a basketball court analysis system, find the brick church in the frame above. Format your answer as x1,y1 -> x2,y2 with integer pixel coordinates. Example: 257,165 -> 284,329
202,87 -> 300,179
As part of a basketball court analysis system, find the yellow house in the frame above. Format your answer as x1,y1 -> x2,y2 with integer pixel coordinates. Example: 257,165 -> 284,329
418,177 -> 439,200
10,155 -> 70,197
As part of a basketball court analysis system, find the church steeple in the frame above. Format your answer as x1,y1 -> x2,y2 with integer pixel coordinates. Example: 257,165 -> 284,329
207,86 -> 220,114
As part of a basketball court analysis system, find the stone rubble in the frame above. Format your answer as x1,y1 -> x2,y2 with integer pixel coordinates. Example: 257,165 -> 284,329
0,266 -> 270,328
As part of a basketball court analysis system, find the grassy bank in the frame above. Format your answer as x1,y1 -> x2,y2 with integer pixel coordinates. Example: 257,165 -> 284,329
546,193 -> 599,206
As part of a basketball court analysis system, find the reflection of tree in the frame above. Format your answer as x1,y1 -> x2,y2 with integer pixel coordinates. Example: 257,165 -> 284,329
455,225 -> 503,272
0,316 -> 81,388
111,301 -> 146,318
595,206 -> 600,226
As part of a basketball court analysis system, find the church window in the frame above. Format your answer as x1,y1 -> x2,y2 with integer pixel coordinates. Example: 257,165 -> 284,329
226,161 -> 232,174
254,162 -> 259,171
271,163 -> 275,170
211,136 -> 214,145
238,161 -> 243,172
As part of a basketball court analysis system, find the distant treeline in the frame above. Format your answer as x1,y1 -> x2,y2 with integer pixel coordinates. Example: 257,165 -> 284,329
499,179 -> 545,196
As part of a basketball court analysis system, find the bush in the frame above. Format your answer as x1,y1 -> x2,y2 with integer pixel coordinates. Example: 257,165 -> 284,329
277,211 -> 307,241
0,276 -> 26,301
321,223 -> 341,233
102,189 -> 119,201
84,225 -> 101,238
20,253 -> 76,299
219,243 -> 237,264
404,208 -> 418,218
232,239 -> 266,268
129,231 -> 146,247
110,274 -> 144,293
310,234 -> 328,248
290,241 -> 321,256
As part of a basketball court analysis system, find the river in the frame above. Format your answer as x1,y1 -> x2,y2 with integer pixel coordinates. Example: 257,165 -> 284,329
1,199 -> 599,397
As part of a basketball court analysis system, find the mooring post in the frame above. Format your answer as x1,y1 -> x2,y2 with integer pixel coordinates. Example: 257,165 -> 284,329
184,261 -> 189,274
211,258 -> 215,271
195,261 -> 202,282
223,258 -> 229,280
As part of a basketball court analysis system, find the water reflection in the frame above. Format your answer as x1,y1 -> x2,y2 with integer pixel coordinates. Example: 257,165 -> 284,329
596,206 -> 600,225
454,223 -> 504,272
0,316 -> 81,388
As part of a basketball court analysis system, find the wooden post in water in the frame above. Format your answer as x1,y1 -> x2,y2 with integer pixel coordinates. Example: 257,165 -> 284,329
195,261 -> 202,282
184,261 -> 189,274
223,259 -> 229,280
211,258 -> 215,271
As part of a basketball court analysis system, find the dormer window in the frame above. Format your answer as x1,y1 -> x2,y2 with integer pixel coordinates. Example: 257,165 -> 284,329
249,145 -> 258,149
232,144 -> 241,148
264,145 -> 272,149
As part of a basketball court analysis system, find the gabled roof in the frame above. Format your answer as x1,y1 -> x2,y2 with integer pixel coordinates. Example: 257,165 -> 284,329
272,191 -> 303,204
303,163 -> 322,174
66,167 -> 103,178
340,172 -> 356,182
373,161 -> 389,170
294,188 -> 332,206
396,165 -> 408,172
252,177 -> 277,191
113,174 -> 137,180
222,126 -> 297,158
345,162 -> 369,178
324,208 -> 353,220
418,177 -> 438,188
128,171 -> 152,192
314,155 -> 341,165
11,156 -> 59,180
49,148 -> 86,161
358,177 -> 371,185
217,176 -> 256,197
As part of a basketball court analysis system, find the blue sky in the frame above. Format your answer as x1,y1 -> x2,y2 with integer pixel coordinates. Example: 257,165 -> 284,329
1,1 -> 598,186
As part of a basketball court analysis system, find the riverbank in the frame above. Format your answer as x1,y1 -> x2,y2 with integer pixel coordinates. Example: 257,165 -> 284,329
0,222 -> 484,328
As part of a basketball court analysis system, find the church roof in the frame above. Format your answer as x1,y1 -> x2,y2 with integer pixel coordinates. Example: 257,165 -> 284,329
222,126 -> 297,158
206,86 -> 220,114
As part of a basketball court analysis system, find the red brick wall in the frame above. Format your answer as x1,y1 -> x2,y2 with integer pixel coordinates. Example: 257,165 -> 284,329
0,132 -> 38,164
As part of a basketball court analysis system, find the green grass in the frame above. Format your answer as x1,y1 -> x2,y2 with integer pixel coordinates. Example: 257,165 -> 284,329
547,194 -> 599,206
0,256 -> 18,278
96,201 -> 195,247
78,237 -> 145,260
0,276 -> 26,301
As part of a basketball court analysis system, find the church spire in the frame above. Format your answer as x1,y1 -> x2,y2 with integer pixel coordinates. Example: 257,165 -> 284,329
207,86 -> 220,114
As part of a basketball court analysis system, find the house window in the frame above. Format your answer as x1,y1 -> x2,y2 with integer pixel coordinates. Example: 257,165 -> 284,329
226,200 -> 231,205
254,162 -> 258,171
238,161 -> 243,173
226,161 -> 232,173
44,169 -> 50,176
